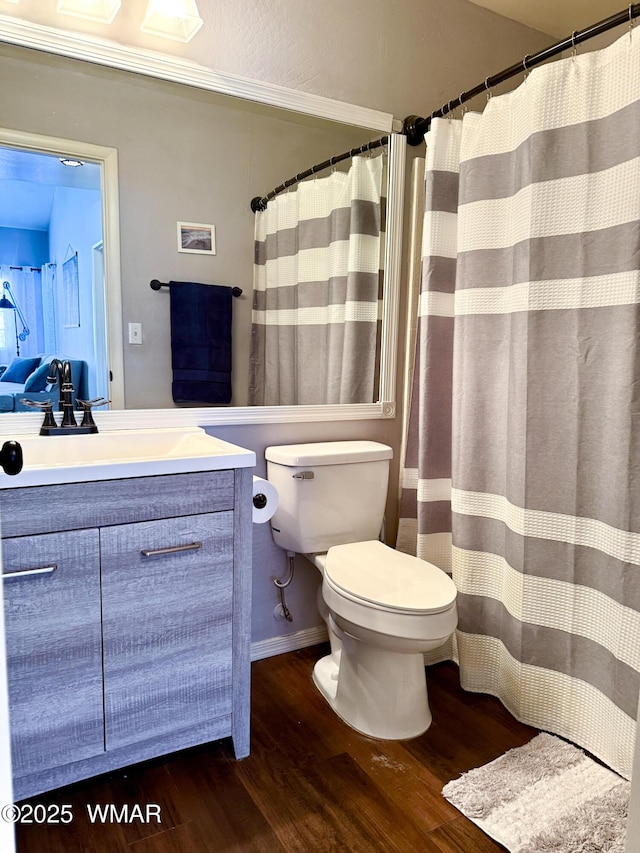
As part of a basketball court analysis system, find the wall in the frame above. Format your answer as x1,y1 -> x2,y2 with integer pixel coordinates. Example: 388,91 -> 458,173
48,186 -> 102,384
6,0 -> 552,121
0,1 -> 553,649
0,228 -> 48,267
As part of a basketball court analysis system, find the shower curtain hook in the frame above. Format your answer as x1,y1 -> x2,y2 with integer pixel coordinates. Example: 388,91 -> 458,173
458,92 -> 467,116
571,31 -> 578,60
629,5 -> 635,39
522,54 -> 531,80
485,76 -> 492,102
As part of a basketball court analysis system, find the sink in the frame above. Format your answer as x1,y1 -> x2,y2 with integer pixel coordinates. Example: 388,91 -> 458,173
0,427 -> 256,488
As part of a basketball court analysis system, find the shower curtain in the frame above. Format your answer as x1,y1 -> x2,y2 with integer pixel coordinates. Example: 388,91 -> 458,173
249,154 -> 384,406
398,30 -> 640,780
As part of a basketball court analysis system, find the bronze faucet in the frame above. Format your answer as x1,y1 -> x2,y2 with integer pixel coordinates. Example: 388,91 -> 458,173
21,359 -> 109,435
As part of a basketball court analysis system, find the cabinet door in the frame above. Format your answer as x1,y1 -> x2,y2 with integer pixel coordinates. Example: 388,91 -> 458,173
101,512 -> 234,750
3,530 -> 104,777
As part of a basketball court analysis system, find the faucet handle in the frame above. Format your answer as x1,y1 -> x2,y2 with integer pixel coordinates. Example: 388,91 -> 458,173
77,398 -> 110,407
20,399 -> 59,434
19,398 -> 52,409
77,398 -> 110,432
19,398 -> 56,424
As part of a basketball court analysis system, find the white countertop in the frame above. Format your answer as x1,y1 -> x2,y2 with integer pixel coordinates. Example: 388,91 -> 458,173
0,427 -> 256,488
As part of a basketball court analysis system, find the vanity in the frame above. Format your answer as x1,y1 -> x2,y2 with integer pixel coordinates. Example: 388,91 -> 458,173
0,428 -> 255,801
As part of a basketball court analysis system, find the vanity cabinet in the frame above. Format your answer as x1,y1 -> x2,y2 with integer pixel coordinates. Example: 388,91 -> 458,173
101,512 -> 234,750
2,530 -> 103,778
0,467 -> 252,801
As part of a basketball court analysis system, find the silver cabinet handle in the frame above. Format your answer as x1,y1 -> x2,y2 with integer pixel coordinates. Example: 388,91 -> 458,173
3,564 -> 57,580
140,542 -> 202,558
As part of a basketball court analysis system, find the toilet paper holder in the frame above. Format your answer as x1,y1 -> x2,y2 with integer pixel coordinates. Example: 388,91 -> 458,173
253,492 -> 268,509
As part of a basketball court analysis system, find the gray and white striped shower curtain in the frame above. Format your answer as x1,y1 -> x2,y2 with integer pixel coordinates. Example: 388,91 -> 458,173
398,30 -> 640,779
249,154 -> 384,406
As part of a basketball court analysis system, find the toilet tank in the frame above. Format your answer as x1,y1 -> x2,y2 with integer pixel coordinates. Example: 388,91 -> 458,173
265,441 -> 392,554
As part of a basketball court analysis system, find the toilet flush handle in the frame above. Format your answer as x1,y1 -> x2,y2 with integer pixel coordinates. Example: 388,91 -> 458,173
292,471 -> 314,480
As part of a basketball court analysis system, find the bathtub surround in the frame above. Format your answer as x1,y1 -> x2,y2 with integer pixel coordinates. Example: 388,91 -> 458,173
398,28 -> 640,779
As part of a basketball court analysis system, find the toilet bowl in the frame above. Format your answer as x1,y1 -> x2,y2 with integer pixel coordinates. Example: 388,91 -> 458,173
310,540 -> 457,740
265,440 -> 458,740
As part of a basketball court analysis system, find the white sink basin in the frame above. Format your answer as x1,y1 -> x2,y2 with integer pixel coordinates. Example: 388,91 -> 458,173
0,427 -> 255,488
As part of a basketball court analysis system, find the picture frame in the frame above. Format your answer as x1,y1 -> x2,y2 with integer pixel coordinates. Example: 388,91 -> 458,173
177,221 -> 216,255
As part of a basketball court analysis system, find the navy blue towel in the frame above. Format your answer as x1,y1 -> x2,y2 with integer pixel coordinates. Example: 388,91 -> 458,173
169,281 -> 233,404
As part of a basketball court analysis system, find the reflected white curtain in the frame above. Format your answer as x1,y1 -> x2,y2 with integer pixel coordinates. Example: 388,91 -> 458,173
249,154 -> 384,406
398,30 -> 640,779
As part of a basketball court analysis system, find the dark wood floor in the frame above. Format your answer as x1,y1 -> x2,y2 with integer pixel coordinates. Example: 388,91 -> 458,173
16,644 -> 537,852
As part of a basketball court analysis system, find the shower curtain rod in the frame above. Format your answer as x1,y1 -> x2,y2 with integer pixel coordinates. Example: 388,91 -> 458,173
402,3 -> 640,145
250,136 -> 388,212
251,5 -> 638,210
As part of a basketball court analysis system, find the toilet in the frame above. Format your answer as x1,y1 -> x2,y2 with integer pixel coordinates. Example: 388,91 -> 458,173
265,440 -> 457,740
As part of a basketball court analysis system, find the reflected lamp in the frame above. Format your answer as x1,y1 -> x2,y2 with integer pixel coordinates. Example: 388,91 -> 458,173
0,282 -> 30,357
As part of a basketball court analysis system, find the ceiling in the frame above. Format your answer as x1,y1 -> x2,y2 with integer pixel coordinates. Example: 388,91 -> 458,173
468,0 -> 629,38
0,148 -> 101,231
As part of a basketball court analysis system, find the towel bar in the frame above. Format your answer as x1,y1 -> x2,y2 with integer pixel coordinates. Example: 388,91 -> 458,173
150,279 -> 242,297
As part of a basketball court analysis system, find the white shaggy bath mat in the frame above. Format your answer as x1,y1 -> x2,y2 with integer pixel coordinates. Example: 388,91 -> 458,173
442,733 -> 629,853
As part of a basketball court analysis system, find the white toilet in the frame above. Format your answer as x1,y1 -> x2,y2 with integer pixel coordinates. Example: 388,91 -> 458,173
265,440 -> 457,740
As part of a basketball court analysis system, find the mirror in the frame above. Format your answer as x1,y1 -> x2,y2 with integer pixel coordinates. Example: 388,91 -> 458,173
0,25 -> 403,424
0,143 -> 117,410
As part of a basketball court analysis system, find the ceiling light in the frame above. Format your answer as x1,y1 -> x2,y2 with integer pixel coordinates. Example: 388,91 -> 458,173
59,157 -> 85,167
141,0 -> 203,43
56,0 -> 122,25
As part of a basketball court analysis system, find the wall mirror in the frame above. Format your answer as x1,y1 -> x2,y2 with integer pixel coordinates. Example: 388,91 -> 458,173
0,16 -> 404,429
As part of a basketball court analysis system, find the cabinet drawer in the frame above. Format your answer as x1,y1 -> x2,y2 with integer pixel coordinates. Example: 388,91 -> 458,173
3,530 -> 104,777
101,512 -> 234,750
0,470 -> 235,536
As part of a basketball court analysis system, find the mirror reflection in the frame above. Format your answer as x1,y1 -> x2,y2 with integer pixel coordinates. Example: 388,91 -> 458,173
249,151 -> 385,406
0,41 -> 389,411
0,147 -> 108,414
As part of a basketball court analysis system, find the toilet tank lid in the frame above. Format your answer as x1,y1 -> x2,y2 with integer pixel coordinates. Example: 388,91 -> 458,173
265,440 -> 392,466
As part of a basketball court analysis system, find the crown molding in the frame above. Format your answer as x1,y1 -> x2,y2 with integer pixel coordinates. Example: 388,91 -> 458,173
0,13 -> 393,132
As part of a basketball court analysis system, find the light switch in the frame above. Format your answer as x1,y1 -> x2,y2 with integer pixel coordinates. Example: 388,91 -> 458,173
128,322 -> 142,344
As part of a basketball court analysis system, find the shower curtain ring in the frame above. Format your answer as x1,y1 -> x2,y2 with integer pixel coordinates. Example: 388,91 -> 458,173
458,92 -> 467,115
629,5 -> 635,39
571,31 -> 578,60
485,76 -> 492,101
522,54 -> 531,79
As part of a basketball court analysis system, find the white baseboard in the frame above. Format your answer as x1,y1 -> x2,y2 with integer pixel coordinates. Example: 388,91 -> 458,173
251,625 -> 328,662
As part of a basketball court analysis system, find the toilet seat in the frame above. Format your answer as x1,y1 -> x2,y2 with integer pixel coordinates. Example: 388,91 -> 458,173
325,540 -> 456,615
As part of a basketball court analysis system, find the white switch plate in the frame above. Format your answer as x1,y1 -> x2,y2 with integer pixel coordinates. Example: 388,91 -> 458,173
128,322 -> 142,344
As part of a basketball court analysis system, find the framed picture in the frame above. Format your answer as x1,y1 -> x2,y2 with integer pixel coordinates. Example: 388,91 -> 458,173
177,221 -> 216,255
